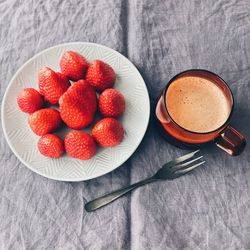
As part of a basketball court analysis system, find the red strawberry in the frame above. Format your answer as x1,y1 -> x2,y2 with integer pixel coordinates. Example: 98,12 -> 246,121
56,72 -> 70,85
64,131 -> 96,160
92,118 -> 124,147
38,134 -> 64,158
17,88 -> 44,113
28,108 -> 62,136
99,89 -> 125,118
39,67 -> 70,105
59,80 -> 97,129
86,60 -> 116,92
60,51 -> 88,81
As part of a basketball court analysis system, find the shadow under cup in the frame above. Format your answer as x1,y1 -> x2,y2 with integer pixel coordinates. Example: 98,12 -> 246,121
155,69 -> 246,156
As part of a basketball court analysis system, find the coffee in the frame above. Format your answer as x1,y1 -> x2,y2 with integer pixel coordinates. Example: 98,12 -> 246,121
165,76 -> 231,133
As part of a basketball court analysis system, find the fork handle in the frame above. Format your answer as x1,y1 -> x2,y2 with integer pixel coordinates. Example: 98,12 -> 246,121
84,177 -> 156,212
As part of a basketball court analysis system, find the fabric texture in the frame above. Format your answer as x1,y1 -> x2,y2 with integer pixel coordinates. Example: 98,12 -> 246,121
0,0 -> 250,249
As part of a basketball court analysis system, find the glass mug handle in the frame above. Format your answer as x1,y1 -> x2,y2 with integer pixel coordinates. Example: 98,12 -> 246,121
216,125 -> 246,156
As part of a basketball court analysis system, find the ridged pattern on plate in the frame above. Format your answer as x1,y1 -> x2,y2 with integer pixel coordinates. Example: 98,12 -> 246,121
2,42 -> 150,181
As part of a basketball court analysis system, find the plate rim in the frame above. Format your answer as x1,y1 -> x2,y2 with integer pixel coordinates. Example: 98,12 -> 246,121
1,42 -> 150,182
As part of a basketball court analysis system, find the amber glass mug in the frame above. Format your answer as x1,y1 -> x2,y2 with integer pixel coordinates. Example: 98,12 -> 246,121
155,69 -> 246,156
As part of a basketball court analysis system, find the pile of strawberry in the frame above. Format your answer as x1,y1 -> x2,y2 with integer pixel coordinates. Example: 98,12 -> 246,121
17,51 -> 126,160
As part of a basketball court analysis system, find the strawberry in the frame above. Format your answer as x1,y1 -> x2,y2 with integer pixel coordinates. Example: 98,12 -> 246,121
28,108 -> 62,136
86,60 -> 116,92
56,72 -> 70,85
99,89 -> 125,118
64,131 -> 96,160
59,80 -> 97,129
92,118 -> 124,147
39,67 -> 70,105
38,134 -> 64,158
17,88 -> 44,113
60,51 -> 88,81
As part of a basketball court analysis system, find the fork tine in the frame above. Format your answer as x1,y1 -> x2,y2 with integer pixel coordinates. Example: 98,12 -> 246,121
162,150 -> 200,169
171,155 -> 203,171
174,161 -> 205,177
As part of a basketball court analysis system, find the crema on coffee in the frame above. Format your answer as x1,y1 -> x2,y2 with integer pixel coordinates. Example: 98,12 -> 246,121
165,76 -> 231,133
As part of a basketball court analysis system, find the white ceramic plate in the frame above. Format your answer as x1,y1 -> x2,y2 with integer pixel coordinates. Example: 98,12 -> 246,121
1,42 -> 150,181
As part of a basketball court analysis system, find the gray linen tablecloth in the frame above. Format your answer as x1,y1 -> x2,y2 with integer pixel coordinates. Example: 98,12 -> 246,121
1,0 -> 250,249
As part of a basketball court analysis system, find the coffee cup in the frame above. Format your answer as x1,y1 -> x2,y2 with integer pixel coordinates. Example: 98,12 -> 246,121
155,69 -> 246,156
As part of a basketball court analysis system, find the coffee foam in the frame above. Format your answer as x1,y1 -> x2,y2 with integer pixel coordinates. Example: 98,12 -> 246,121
165,76 -> 231,133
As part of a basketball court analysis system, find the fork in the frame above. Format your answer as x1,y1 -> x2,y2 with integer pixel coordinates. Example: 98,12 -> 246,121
85,150 -> 205,212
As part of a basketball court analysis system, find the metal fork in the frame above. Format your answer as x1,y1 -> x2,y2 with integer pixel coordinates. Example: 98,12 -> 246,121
85,150 -> 205,212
